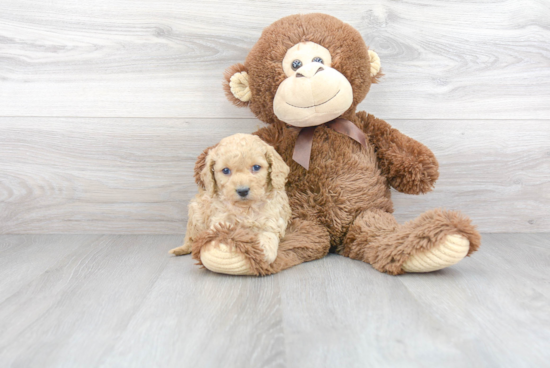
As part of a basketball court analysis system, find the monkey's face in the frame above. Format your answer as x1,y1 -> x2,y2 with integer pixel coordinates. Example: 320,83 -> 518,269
273,42 -> 353,127
223,14 -> 382,127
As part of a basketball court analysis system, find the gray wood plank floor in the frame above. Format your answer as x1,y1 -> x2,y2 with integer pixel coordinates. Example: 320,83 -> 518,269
0,234 -> 548,367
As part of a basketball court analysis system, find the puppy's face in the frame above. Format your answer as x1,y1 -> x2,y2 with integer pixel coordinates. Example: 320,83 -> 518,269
213,145 -> 269,203
199,134 -> 288,205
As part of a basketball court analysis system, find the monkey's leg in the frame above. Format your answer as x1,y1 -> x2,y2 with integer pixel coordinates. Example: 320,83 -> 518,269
193,219 -> 330,276
191,224 -> 263,276
340,209 -> 481,275
265,218 -> 331,275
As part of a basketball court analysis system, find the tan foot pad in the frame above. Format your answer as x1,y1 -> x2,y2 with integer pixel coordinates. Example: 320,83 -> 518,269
402,234 -> 470,273
200,243 -> 255,276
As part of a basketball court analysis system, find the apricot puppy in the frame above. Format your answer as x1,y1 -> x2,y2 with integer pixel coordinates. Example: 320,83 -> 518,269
169,133 -> 290,275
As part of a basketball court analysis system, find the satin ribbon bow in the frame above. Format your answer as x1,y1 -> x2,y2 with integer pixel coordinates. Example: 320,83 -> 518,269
292,117 -> 367,170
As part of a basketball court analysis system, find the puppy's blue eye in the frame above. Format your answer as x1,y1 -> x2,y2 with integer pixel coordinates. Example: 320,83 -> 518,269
222,168 -> 231,175
312,57 -> 324,64
252,165 -> 261,172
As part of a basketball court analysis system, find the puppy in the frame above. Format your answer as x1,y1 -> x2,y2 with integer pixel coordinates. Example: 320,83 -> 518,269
169,133 -> 291,275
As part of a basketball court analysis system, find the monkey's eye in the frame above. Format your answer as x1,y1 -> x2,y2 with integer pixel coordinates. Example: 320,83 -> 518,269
291,59 -> 303,71
252,165 -> 261,172
222,168 -> 231,175
312,57 -> 324,64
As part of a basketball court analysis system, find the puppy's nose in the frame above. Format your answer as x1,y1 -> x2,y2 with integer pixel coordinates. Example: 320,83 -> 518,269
236,187 -> 250,198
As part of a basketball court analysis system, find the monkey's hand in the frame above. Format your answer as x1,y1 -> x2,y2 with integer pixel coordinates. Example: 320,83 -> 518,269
357,111 -> 439,194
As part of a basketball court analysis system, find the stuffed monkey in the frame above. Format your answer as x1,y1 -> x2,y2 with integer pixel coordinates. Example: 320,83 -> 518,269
194,13 -> 480,276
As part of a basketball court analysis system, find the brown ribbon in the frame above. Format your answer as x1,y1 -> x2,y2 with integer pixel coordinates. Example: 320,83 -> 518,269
292,117 -> 367,170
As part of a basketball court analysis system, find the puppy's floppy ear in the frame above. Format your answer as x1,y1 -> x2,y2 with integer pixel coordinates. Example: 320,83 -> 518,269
194,144 -> 218,195
223,63 -> 251,107
368,50 -> 383,83
265,143 -> 289,191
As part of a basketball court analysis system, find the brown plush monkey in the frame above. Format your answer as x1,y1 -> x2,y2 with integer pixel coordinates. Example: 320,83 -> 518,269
190,13 -> 481,276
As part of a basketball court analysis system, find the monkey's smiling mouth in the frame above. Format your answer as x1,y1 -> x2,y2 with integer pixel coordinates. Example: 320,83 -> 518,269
285,90 -> 340,109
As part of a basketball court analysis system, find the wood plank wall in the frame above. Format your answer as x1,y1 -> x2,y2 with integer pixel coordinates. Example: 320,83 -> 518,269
1,0 -> 549,233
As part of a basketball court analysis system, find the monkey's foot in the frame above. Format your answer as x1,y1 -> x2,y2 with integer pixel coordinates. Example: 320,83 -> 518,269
402,234 -> 470,273
192,224 -> 273,276
200,242 -> 255,276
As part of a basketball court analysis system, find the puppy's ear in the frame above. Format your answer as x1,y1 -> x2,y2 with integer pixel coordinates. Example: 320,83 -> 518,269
194,144 -> 218,194
223,63 -> 251,107
265,144 -> 289,191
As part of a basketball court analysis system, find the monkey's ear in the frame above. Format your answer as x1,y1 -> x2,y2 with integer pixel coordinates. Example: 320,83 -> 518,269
368,50 -> 383,83
194,144 -> 218,194
223,63 -> 251,107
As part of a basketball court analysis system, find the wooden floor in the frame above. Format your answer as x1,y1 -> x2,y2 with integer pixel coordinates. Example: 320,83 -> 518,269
0,233 -> 548,367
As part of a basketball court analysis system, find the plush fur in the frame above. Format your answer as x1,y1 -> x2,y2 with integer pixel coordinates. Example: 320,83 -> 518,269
214,13 -> 481,275
169,134 -> 291,273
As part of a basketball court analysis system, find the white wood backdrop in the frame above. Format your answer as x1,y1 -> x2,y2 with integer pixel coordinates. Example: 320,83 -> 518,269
0,0 -> 549,233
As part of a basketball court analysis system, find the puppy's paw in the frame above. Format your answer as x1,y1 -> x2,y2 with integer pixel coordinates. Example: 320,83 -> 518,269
200,242 -> 255,275
259,232 -> 279,264
169,242 -> 192,256
402,234 -> 470,273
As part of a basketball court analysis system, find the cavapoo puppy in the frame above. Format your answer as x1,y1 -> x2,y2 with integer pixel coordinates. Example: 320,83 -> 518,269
169,133 -> 291,275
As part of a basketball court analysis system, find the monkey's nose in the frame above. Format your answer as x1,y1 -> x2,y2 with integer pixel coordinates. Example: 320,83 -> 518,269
295,64 -> 324,79
236,187 -> 250,198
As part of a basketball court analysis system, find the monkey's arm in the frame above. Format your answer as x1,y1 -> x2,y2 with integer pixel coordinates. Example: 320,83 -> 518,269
253,122 -> 297,170
356,111 -> 439,194
252,123 -> 284,149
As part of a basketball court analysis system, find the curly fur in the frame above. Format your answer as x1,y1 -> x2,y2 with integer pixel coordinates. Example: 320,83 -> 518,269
216,13 -> 481,275
170,134 -> 291,268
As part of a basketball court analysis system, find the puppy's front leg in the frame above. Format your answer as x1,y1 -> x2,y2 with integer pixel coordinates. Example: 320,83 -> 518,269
169,214 -> 196,256
258,232 -> 279,264
169,232 -> 192,256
